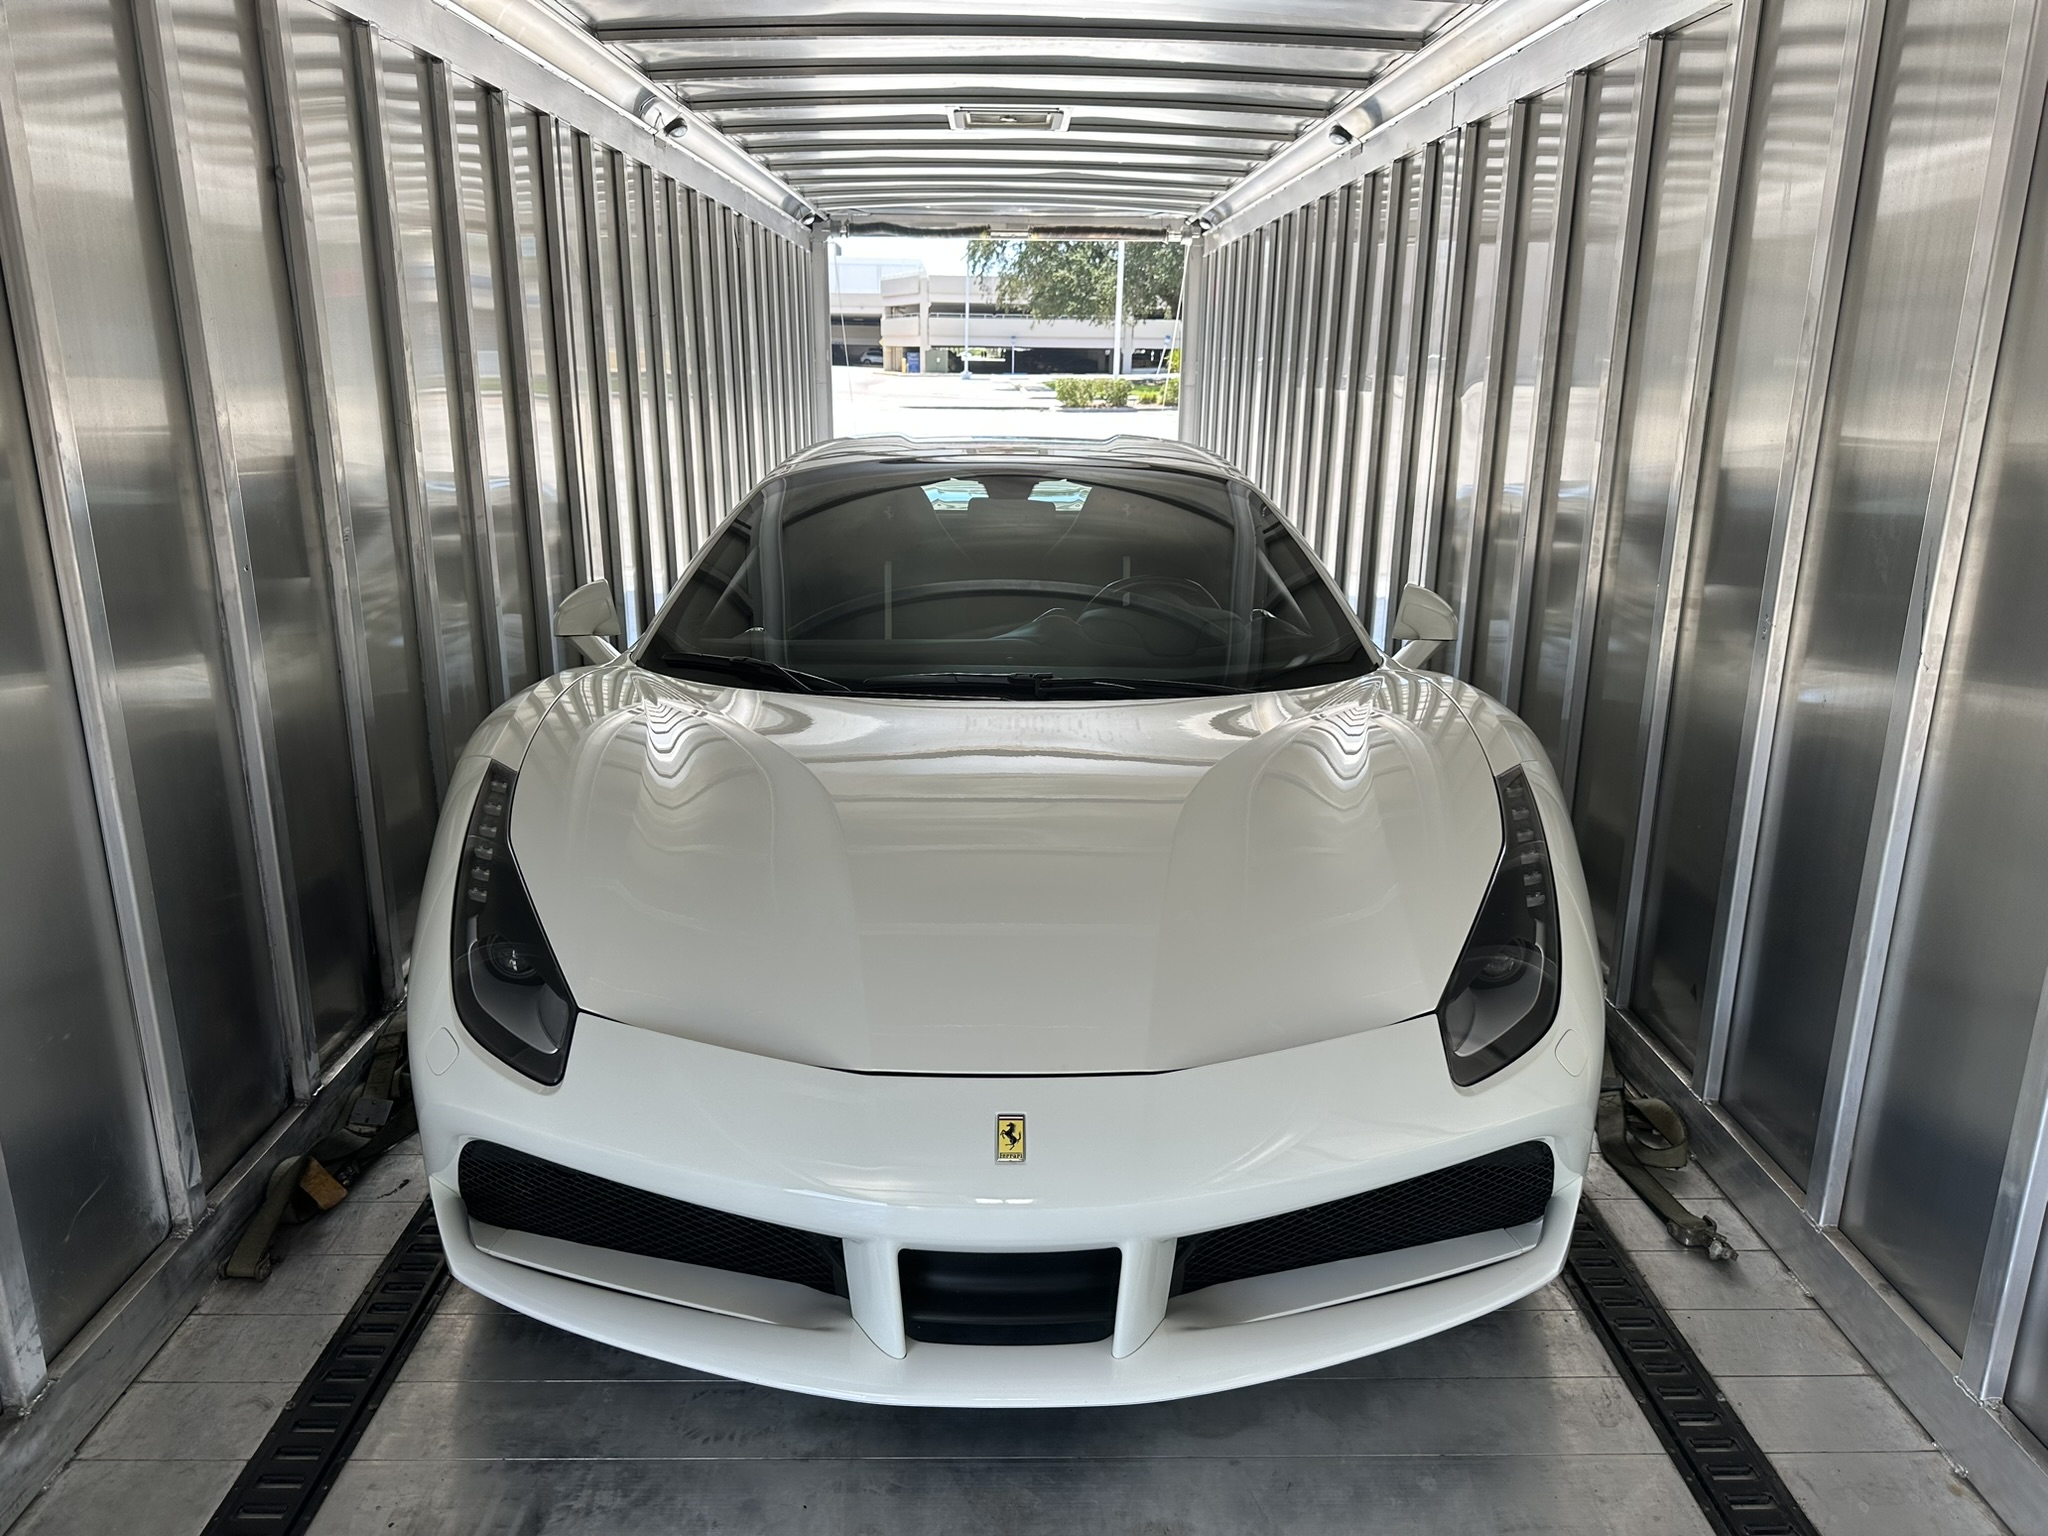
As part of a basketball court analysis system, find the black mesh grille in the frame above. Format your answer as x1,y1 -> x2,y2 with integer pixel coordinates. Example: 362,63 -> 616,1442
1173,1141 -> 1554,1294
458,1140 -> 846,1297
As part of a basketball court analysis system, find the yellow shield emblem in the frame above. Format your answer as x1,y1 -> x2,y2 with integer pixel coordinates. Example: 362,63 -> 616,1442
996,1114 -> 1026,1163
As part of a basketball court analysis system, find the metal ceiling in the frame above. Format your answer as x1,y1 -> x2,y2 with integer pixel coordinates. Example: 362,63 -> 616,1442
554,1 -> 1487,231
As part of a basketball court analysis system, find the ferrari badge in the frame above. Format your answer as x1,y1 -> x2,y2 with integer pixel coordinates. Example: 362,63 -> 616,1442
996,1114 -> 1025,1163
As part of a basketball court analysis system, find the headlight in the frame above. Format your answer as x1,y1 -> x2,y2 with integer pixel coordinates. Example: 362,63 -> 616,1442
1436,765 -> 1561,1085
452,762 -> 577,1084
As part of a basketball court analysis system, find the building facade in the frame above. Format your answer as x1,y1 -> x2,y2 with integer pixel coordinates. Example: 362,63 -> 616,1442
871,272 -> 1177,374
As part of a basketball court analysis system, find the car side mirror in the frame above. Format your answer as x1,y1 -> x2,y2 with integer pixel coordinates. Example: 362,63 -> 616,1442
1390,583 -> 1458,668
555,579 -> 622,664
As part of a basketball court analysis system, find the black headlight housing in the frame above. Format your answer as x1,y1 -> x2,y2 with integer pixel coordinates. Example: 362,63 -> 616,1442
1436,765 -> 1562,1085
451,762 -> 577,1084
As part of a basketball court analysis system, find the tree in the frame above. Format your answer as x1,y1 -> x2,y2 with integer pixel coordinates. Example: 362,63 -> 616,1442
967,238 -> 1184,322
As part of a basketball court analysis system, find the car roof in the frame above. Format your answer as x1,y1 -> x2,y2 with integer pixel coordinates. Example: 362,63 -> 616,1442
781,435 -> 1237,480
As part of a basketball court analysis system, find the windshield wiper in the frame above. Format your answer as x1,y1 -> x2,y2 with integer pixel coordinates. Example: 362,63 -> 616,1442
644,649 -> 849,694
853,671 -> 1237,699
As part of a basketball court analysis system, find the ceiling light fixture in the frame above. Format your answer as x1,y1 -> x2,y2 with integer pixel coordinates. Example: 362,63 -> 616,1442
949,107 -> 1070,133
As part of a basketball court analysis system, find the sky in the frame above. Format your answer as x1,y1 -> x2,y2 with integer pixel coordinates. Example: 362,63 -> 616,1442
828,235 -> 970,275
827,234 -> 1163,277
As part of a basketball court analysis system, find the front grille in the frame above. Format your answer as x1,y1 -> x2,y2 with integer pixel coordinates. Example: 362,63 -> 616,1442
1173,1141 -> 1554,1295
458,1140 -> 846,1297
900,1248 -> 1121,1345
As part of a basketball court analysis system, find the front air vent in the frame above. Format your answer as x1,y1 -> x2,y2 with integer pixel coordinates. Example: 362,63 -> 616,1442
949,106 -> 1068,133
459,1140 -> 847,1297
900,1248 -> 1120,1345
1172,1141 -> 1555,1294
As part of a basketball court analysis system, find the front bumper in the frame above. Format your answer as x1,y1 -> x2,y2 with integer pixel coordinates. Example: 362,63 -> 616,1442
413,1002 -> 1599,1407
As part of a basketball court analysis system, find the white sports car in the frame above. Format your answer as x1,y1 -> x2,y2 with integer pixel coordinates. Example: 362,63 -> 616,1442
410,437 -> 1601,1406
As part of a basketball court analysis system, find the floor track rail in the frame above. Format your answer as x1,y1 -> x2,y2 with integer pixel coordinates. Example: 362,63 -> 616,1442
1565,1203 -> 1818,1536
203,1200 -> 449,1536
194,1188 -> 1818,1536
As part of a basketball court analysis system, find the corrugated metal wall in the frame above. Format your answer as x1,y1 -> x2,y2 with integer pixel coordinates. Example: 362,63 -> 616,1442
0,0 -> 823,1408
5,0 -> 2048,1520
1181,0 -> 2048,1512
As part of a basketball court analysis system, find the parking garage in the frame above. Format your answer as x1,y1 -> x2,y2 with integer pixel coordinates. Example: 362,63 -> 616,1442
1,0 -> 2046,1531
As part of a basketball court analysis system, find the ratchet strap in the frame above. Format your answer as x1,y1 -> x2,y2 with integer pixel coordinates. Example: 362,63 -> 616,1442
1597,1063 -> 1737,1263
222,1007 -> 418,1281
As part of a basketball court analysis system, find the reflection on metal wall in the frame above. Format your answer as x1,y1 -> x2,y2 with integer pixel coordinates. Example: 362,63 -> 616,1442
379,41 -> 487,757
1724,0 -> 2017,1187
1182,0 -> 2048,1518
175,0 -> 380,1071
1574,16 -> 1731,971
0,0 -> 821,1417
0,241 -> 168,1370
9,0 -> 291,1189
1520,55 -> 1639,768
286,3 -> 438,955
1853,46 -> 2048,1369
1440,114 -> 1510,659
1633,0 -> 1852,1067
1472,88 -> 1565,706
1369,159 -> 1428,638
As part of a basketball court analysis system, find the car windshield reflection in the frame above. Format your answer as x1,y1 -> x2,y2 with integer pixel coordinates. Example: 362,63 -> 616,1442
638,454 -> 1378,699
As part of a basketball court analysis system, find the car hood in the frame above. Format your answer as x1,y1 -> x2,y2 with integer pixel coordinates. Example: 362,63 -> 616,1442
509,667 -> 1502,1074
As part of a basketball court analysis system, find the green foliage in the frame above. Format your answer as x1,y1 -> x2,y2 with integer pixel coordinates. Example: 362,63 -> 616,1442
1049,375 -> 1178,408
968,238 -> 1185,322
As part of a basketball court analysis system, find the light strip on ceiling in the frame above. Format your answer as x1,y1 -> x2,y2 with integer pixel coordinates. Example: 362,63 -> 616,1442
1191,0 -> 1599,230
436,0 -> 825,222
446,0 -> 686,130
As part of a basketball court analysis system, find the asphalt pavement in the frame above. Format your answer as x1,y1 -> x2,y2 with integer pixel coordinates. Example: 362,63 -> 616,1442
826,364 -> 1181,442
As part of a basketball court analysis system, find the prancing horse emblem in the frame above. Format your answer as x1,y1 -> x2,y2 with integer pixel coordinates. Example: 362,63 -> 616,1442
996,1114 -> 1025,1163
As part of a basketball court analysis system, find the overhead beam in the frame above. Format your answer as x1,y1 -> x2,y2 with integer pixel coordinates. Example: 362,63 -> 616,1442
733,121 -> 1292,146
830,203 -> 1204,217
583,0 -> 1459,30
830,205 -> 1201,220
830,193 -> 1205,203
795,181 -> 1241,198
704,94 -> 1322,126
595,19 -> 1432,50
791,162 -> 1239,183
761,147 -> 1262,170
813,200 -> 1212,216
644,58 -> 1387,90
686,87 -> 1332,116
798,183 -> 1231,202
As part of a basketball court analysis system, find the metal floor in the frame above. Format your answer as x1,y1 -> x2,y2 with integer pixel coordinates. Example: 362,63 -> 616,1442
6,1144 -> 2009,1536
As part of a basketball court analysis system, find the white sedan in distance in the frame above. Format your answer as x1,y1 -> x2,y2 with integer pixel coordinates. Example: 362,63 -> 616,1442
410,437 -> 1602,1406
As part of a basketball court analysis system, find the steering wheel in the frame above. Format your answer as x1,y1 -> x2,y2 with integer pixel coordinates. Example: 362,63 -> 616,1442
787,579 -> 1098,639
1079,575 -> 1228,639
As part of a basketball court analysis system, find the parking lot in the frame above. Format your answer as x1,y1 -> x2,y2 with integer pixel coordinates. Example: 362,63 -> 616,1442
828,365 -> 1180,441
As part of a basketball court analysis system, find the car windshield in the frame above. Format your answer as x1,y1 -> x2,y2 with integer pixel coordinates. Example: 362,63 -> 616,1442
637,454 -> 1378,699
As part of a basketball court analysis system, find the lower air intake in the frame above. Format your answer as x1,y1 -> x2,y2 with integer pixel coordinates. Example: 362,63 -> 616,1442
900,1248 -> 1121,1345
458,1140 -> 846,1297
1173,1140 -> 1555,1294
